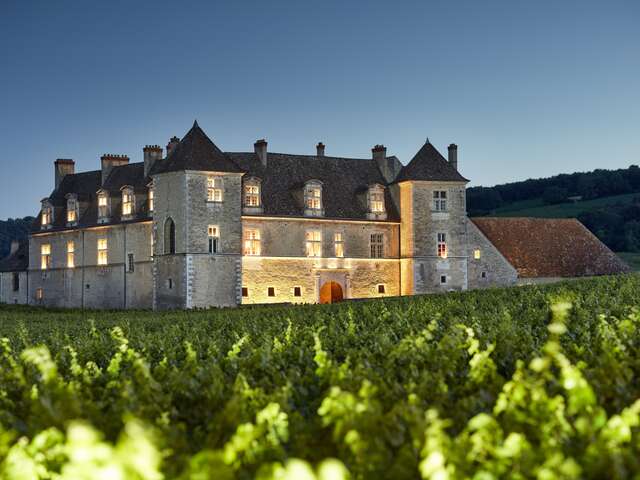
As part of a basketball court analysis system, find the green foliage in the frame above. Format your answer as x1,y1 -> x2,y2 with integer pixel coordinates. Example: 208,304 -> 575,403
1,275 -> 640,478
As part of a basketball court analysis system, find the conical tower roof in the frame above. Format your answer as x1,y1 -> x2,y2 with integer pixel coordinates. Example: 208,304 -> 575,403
394,141 -> 468,183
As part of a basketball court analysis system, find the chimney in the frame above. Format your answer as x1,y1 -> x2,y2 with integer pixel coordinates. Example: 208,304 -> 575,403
166,136 -> 180,157
316,142 -> 325,157
54,159 -> 75,189
372,144 -> 387,164
101,154 -> 129,185
448,144 -> 458,171
143,145 -> 163,177
10,240 -> 19,256
254,139 -> 268,166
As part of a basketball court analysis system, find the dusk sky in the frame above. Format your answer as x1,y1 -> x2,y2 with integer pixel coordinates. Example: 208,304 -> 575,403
1,0 -> 638,220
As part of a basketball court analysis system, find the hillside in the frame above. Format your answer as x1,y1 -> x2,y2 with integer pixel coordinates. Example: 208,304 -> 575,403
0,216 -> 34,258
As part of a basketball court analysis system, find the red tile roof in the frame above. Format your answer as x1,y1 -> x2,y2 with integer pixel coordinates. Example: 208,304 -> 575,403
470,217 -> 631,278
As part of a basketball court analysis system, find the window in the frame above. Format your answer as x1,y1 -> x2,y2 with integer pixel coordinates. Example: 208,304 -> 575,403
433,190 -> 447,212
127,253 -> 134,273
67,241 -> 75,269
167,278 -> 173,290
334,232 -> 344,258
97,238 -> 108,266
306,230 -> 322,257
67,197 -> 77,223
305,184 -> 322,210
41,204 -> 52,228
370,233 -> 384,258
164,218 -> 176,254
35,288 -> 44,301
244,184 -> 260,207
208,225 -> 219,254
98,192 -> 109,219
267,287 -> 275,297
369,186 -> 385,213
12,273 -> 19,292
243,229 -> 261,256
440,275 -> 447,284
207,176 -> 223,202
481,271 -> 487,279
148,188 -> 154,213
41,244 -> 51,270
122,189 -> 134,216
242,287 -> 248,297
474,249 -> 481,260
437,233 -> 447,258
293,286 -> 302,297
378,284 -> 386,294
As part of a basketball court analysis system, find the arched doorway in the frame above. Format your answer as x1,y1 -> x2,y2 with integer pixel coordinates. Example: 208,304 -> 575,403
320,281 -> 343,304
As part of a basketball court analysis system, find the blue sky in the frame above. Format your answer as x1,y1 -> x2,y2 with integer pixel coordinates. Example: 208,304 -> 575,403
0,0 -> 638,219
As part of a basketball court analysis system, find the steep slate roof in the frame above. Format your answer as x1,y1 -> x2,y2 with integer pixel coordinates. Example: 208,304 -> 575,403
471,217 -> 631,278
0,240 -> 29,272
395,141 -> 468,183
227,152 -> 400,220
154,121 -> 243,174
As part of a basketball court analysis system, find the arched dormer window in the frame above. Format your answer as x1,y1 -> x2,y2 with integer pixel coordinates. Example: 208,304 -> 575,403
367,184 -> 387,220
97,189 -> 110,223
164,217 -> 176,254
243,177 -> 263,213
40,199 -> 53,230
304,180 -> 324,217
121,185 -> 135,220
66,193 -> 78,226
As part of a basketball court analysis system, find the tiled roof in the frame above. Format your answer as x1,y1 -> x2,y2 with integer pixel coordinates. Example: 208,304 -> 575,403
228,152 -> 399,220
154,121 -> 243,175
395,141 -> 468,183
0,240 -> 28,272
471,217 -> 631,278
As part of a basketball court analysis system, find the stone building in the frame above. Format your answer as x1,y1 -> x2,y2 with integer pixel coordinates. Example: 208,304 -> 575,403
0,121 -> 630,309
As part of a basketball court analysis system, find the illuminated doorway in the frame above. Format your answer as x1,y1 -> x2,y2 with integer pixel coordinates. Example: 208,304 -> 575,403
319,281 -> 343,304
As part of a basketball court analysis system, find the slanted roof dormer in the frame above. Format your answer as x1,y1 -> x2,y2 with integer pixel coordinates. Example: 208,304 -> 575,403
40,199 -> 54,230
366,183 -> 387,221
97,189 -> 111,224
120,185 -> 135,221
242,176 -> 263,214
65,193 -> 79,226
303,180 -> 324,217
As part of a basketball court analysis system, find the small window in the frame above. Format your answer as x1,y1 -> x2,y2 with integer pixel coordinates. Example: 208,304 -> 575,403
207,176 -> 223,202
67,241 -> 75,269
244,229 -> 261,256
440,275 -> 447,284
167,278 -> 173,290
97,238 -> 108,266
12,273 -> 19,292
268,287 -> 275,297
481,271 -> 487,279
242,287 -> 248,297
370,233 -> 384,258
433,190 -> 447,212
148,187 -> 154,213
437,233 -> 447,259
97,192 -> 109,220
122,189 -> 134,216
474,249 -> 481,260
305,230 -> 322,257
334,232 -> 344,258
293,286 -> 302,297
35,288 -> 44,300
208,225 -> 219,254
127,253 -> 135,273
164,218 -> 176,254
41,244 -> 51,270
377,284 -> 386,294
41,202 -> 53,228
67,197 -> 78,224
244,183 -> 260,207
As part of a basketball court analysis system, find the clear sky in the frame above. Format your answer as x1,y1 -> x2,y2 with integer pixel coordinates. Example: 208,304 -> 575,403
0,0 -> 638,219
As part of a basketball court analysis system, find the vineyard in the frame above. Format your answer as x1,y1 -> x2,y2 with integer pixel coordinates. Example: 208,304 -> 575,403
1,275 -> 640,479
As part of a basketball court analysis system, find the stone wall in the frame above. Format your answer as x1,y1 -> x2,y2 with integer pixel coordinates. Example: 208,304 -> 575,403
0,271 -> 28,305
466,219 -> 518,289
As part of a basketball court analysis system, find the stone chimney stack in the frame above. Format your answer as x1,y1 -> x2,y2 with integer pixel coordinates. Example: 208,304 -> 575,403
143,145 -> 163,177
372,144 -> 387,164
448,144 -> 458,171
254,139 -> 268,166
166,136 -> 180,157
101,154 -> 129,185
54,159 -> 75,190
316,142 -> 325,157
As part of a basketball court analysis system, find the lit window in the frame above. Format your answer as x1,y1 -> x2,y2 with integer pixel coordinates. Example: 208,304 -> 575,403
474,249 -> 481,260
208,225 -> 219,254
122,189 -> 133,216
243,229 -> 261,256
244,184 -> 260,207
207,177 -> 223,202
305,230 -> 322,257
67,241 -> 75,269
370,233 -> 384,258
67,198 -> 77,223
433,190 -> 447,212
41,203 -> 53,228
97,238 -> 108,266
334,232 -> 344,258
98,193 -> 109,219
35,288 -> 44,300
41,244 -> 51,270
369,187 -> 385,213
437,233 -> 447,258
148,188 -> 154,213
305,185 -> 322,210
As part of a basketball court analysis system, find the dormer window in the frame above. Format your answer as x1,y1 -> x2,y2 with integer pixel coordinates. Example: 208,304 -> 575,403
207,176 -> 223,202
66,194 -> 78,225
366,184 -> 387,220
40,201 -> 53,229
97,190 -> 110,222
121,186 -> 135,219
244,184 -> 260,207
304,181 -> 324,217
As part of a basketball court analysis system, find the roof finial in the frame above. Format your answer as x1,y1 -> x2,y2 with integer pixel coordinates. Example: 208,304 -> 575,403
193,119 -> 199,128
426,137 -> 430,144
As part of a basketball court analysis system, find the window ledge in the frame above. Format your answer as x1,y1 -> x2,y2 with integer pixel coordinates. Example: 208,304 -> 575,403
431,212 -> 450,220
367,212 -> 388,221
304,208 -> 325,217
243,206 -> 263,215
